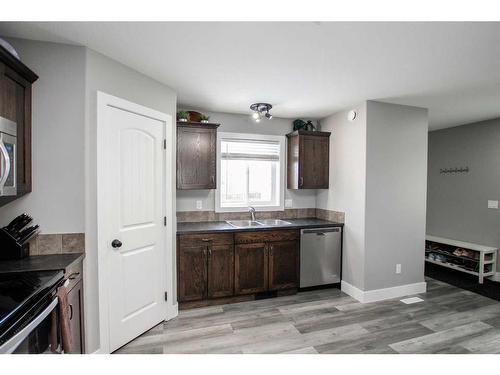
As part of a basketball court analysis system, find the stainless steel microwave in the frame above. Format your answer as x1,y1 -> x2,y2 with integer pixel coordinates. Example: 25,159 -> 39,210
0,116 -> 17,197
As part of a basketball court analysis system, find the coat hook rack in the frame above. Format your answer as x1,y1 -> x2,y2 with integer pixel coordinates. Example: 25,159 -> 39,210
439,166 -> 469,174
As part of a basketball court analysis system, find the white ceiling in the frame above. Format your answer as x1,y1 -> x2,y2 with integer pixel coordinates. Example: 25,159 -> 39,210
1,22 -> 499,130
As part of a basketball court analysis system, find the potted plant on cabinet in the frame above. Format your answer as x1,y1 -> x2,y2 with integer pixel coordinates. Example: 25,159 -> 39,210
200,114 -> 210,123
177,111 -> 190,122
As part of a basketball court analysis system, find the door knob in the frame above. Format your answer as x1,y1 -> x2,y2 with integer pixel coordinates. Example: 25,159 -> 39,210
111,239 -> 122,248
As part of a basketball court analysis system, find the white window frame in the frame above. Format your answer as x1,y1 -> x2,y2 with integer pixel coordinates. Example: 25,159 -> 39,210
215,132 -> 286,213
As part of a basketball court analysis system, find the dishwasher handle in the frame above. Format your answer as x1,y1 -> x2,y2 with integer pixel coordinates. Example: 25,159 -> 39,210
301,227 -> 341,235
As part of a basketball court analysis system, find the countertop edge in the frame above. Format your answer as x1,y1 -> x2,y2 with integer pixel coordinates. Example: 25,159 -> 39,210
0,253 -> 85,274
176,219 -> 344,235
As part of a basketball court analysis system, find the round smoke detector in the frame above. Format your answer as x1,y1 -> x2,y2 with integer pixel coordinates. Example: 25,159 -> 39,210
347,110 -> 357,122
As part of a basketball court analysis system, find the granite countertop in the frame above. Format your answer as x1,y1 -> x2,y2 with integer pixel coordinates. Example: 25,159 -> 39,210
177,218 -> 343,234
0,253 -> 84,274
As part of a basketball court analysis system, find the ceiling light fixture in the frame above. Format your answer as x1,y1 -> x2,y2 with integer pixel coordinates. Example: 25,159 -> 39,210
250,103 -> 273,122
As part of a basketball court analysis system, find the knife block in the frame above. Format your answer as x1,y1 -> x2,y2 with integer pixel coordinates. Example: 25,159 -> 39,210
0,228 -> 31,260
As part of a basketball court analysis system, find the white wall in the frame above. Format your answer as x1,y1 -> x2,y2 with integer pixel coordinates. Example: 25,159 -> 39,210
176,109 -> 317,211
0,38 -> 86,233
85,49 -> 177,353
364,101 -> 428,290
316,103 -> 367,289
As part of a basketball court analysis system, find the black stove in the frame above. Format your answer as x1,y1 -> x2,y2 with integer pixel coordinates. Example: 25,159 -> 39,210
0,270 -> 63,351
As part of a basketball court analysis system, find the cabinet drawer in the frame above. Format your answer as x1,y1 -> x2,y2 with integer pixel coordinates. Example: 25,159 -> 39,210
179,233 -> 234,246
235,230 -> 300,244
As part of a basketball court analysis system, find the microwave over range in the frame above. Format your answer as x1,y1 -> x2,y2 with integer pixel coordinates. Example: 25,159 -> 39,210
0,116 -> 16,197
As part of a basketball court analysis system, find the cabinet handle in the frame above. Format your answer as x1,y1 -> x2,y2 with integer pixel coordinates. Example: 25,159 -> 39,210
201,238 -> 211,242
68,272 -> 80,280
299,177 -> 304,187
208,248 -> 212,256
68,304 -> 74,320
211,176 -> 215,184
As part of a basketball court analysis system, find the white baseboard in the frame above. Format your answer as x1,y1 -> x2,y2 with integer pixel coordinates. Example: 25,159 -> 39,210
167,303 -> 179,320
341,280 -> 427,303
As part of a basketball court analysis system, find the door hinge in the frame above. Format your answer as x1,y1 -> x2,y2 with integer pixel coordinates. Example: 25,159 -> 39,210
164,216 -> 167,226
163,139 -> 166,149
164,291 -> 168,301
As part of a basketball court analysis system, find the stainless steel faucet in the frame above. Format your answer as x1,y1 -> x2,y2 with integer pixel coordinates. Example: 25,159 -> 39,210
249,206 -> 256,221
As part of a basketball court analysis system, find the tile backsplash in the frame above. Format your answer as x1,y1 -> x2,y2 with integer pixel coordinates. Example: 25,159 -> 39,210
29,233 -> 85,256
177,208 -> 344,223
315,208 -> 345,223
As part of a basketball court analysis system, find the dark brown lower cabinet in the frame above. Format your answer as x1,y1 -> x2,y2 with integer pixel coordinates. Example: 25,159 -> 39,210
178,244 -> 208,302
234,230 -> 300,296
234,243 -> 268,295
177,230 -> 299,307
268,240 -> 300,291
207,244 -> 234,298
67,280 -> 84,354
177,233 -> 234,303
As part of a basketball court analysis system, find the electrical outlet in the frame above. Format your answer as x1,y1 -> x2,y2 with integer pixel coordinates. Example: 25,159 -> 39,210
396,264 -> 402,274
285,199 -> 293,208
488,200 -> 498,209
196,200 -> 203,210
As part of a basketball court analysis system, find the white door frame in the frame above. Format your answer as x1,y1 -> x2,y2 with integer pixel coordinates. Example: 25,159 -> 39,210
96,91 -> 177,354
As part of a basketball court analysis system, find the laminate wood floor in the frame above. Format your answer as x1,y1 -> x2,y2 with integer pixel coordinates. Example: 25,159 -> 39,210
115,278 -> 500,354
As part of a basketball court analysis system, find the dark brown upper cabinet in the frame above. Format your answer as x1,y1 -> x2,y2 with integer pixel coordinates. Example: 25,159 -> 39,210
286,130 -> 331,189
176,122 -> 219,190
0,45 -> 38,207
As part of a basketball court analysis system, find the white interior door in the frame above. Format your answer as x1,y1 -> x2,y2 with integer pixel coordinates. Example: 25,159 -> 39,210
97,92 -> 169,352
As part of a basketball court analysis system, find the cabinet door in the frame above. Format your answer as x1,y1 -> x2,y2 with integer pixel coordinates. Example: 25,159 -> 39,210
234,243 -> 268,295
67,280 -> 84,354
207,244 -> 234,298
0,64 -> 32,207
299,135 -> 329,189
177,126 -> 216,189
268,240 -> 300,291
178,244 -> 207,302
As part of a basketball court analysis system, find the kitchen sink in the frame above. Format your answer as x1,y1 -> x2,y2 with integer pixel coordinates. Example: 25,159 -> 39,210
257,219 -> 292,226
226,220 -> 264,228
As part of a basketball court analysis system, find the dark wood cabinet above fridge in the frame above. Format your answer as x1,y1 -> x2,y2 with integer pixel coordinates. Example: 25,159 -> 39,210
0,44 -> 38,207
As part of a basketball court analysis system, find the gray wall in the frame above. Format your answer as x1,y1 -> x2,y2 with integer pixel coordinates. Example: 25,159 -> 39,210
427,118 -> 500,270
316,103 -> 368,290
0,38 -> 86,233
318,101 -> 428,293
176,109 -> 317,211
85,49 -> 177,353
364,101 -> 428,290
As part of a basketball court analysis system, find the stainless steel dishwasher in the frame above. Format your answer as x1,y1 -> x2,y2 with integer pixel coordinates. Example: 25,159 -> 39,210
300,227 -> 342,288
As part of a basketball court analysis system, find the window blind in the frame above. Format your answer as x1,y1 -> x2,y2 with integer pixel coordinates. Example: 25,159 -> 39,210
220,139 -> 280,161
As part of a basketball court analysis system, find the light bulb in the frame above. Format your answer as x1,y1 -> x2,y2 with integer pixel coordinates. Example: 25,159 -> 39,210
255,117 -> 261,123
252,112 -> 259,119
265,112 -> 273,120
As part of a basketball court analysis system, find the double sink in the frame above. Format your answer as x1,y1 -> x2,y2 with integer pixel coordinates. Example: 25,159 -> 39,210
226,219 -> 292,228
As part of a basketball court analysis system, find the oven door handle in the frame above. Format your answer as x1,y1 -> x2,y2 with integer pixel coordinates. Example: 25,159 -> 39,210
0,297 -> 58,354
0,140 -> 10,189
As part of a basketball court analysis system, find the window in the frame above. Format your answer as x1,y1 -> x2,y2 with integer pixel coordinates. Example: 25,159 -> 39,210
216,132 -> 285,212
